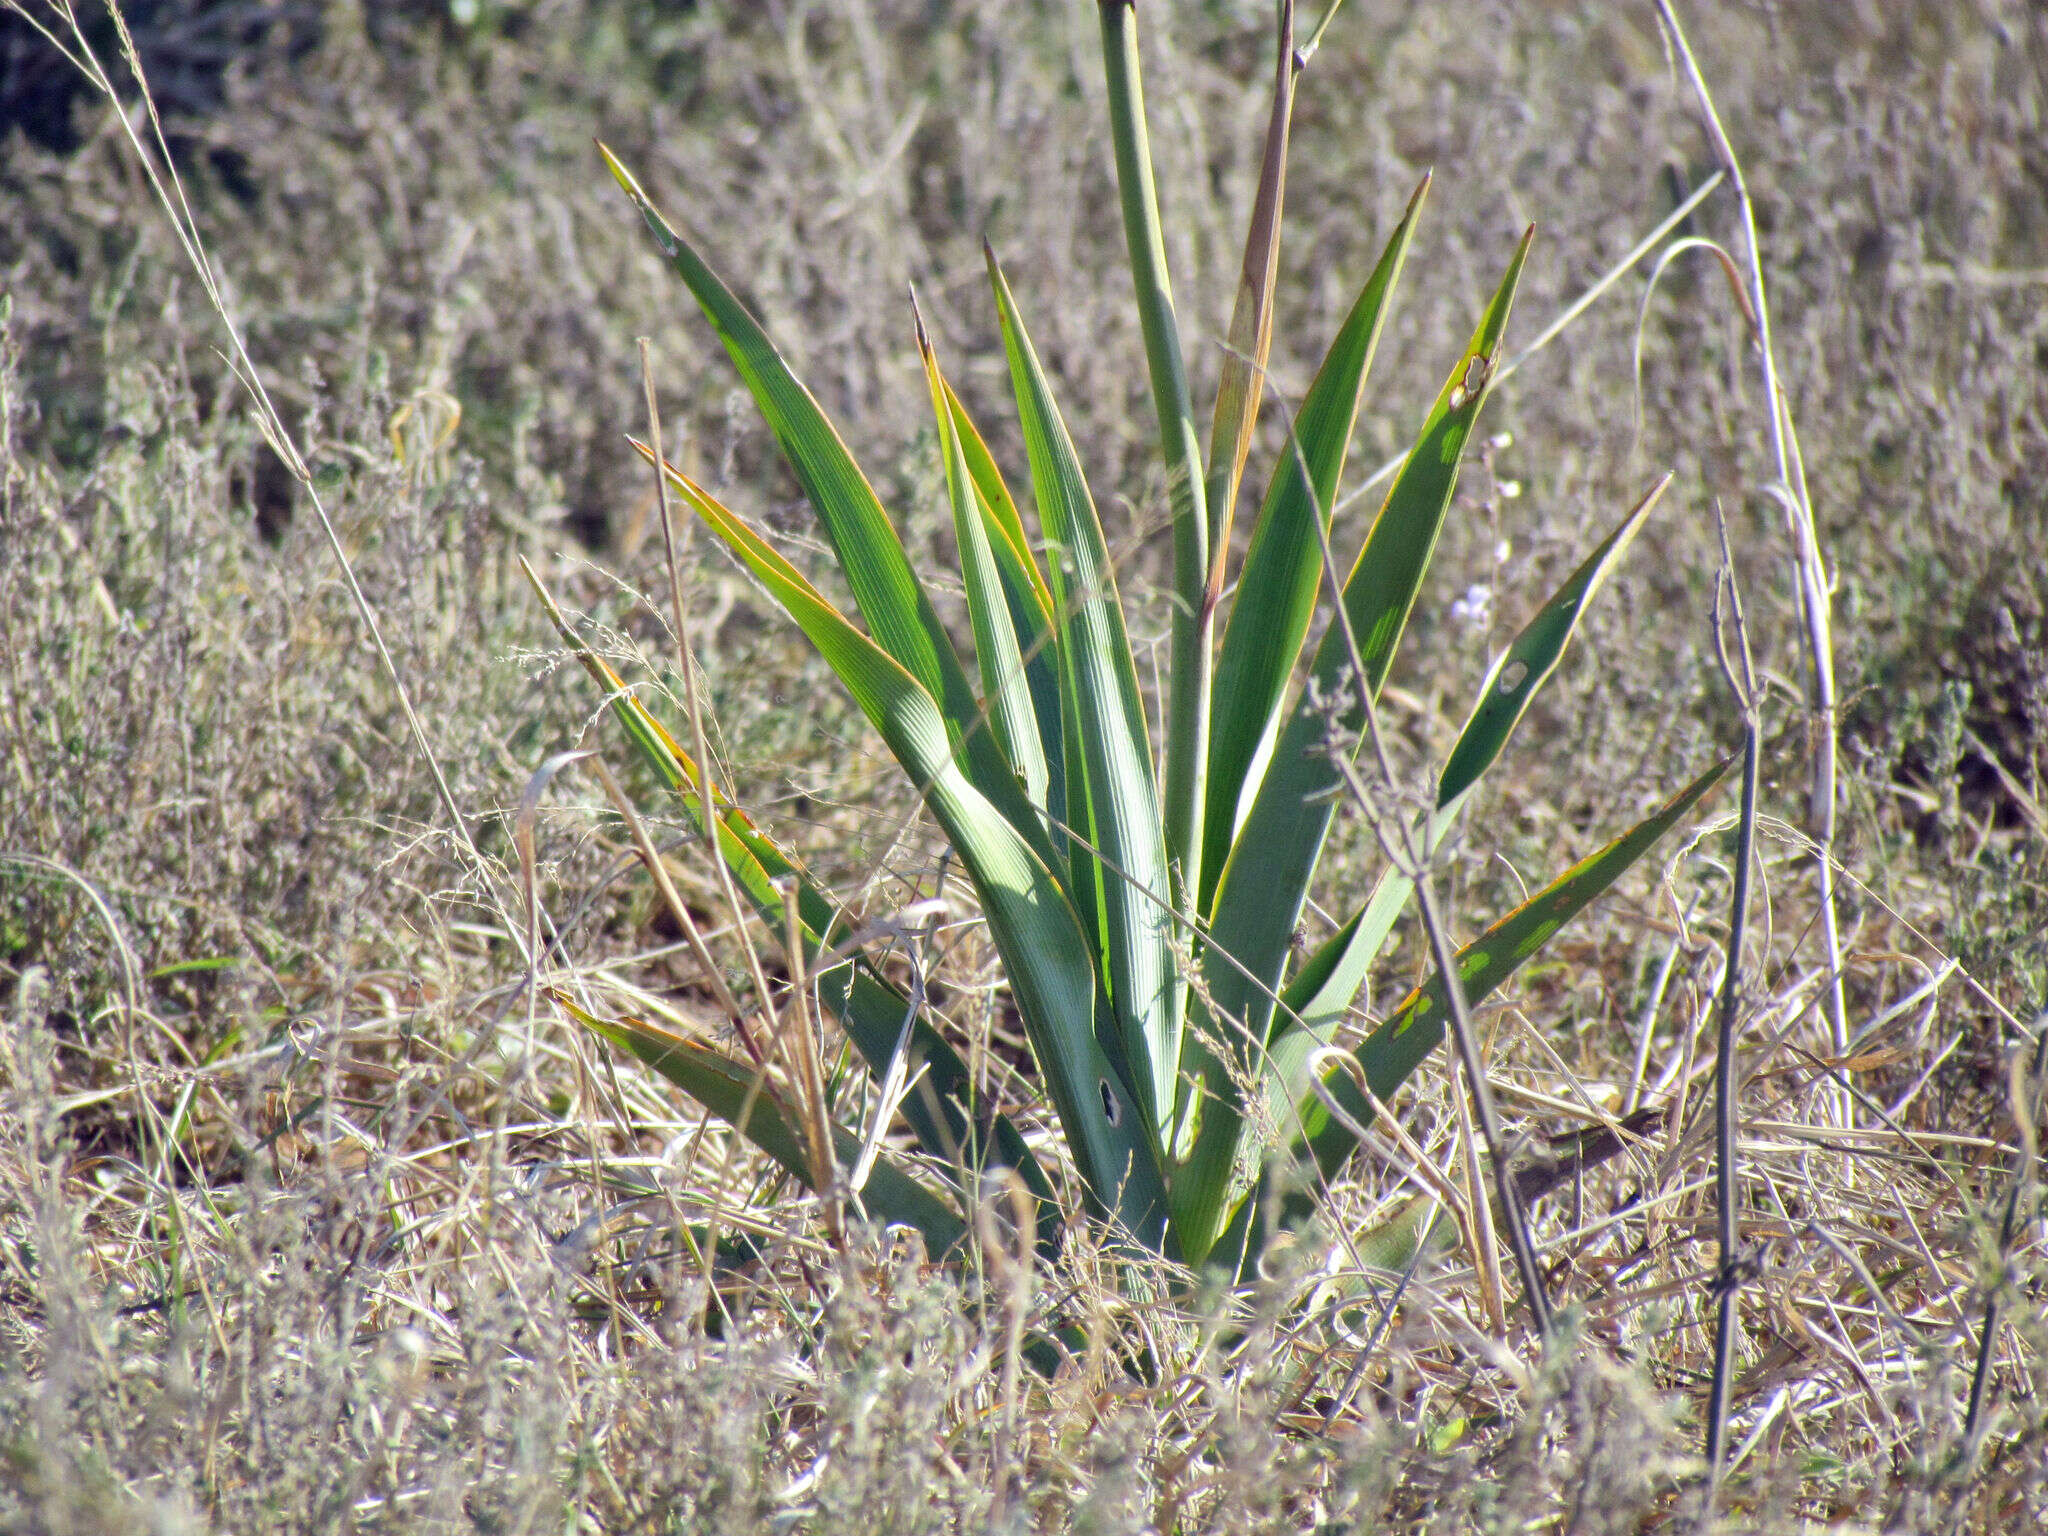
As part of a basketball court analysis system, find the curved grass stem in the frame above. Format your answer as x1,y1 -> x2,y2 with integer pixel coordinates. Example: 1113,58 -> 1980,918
1652,0 -> 1848,1111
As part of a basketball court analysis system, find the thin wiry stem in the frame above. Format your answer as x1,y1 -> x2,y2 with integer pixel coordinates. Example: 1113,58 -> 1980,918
1297,434 -> 1553,1343
1962,1015 -> 2048,1453
641,335 -> 696,720
1332,751 -> 1553,1340
1704,506 -> 1763,1484
1294,0 -> 1350,69
1651,0 -> 1848,1104
1319,1201 -> 1441,1428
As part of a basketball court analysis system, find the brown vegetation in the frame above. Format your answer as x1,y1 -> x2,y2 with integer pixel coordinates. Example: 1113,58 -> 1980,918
2,2 -> 2044,1530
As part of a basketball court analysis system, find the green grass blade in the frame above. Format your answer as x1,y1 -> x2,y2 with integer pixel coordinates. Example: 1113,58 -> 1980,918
987,246 -> 1181,1142
1200,174 -> 1428,911
1204,228 -> 1533,1045
559,997 -> 968,1256
943,380 -> 1068,831
1097,0 -> 1212,903
650,454 -> 1170,1246
1171,234 -> 1531,1259
520,556 -> 1059,1239
917,312 -> 1050,809
1253,469 -> 1676,1069
1301,755 -> 1732,1176
598,145 -> 1045,860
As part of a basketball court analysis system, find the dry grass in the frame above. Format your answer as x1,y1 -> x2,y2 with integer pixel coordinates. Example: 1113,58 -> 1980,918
2,1 -> 2045,1531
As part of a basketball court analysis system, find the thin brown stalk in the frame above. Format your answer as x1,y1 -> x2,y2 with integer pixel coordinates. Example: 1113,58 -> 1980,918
633,339 -> 783,1069
1414,847 -> 1551,1339
1704,505 -> 1763,1486
1651,0 -> 1848,1104
640,336 -> 694,700
982,1173 -> 1037,1525
1447,1006 -> 1509,1334
1296,443 -> 1554,1342
585,756 -> 765,1069
1203,0 -> 1294,609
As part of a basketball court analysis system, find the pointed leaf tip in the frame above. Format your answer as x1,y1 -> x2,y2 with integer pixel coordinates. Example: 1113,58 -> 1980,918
597,141 -> 643,200
908,284 -> 931,357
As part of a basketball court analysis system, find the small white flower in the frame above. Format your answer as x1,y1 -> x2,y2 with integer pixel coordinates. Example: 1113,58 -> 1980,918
1451,583 -> 1493,629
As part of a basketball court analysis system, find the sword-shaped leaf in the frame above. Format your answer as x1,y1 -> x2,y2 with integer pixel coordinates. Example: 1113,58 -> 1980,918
941,379 -> 1067,833
599,144 -> 1050,867
637,451 -> 1170,1245
1203,231 -> 1532,1036
1436,474 -> 1670,818
1098,0 -> 1212,899
1220,761 -> 1727,1260
557,996 -> 968,1257
915,309 -> 1049,812
940,378 -> 1054,624
1200,173 -> 1428,912
1172,234 -> 1532,1261
986,246 -> 1181,1143
520,557 -> 1059,1242
1187,478 -> 1672,1235
1301,755 -> 1731,1176
1272,471 -> 1673,1061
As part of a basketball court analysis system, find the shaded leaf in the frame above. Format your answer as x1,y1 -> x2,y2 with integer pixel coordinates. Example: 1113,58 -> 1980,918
559,996 -> 968,1256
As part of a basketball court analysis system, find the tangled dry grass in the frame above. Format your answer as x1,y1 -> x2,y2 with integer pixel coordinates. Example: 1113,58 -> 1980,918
2,2 -> 2045,1531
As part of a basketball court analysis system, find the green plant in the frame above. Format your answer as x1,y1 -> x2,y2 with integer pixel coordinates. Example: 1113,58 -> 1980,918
537,0 -> 1726,1275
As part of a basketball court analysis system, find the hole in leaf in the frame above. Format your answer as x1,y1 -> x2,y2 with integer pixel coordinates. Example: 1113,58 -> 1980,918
1099,1079 -> 1121,1126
